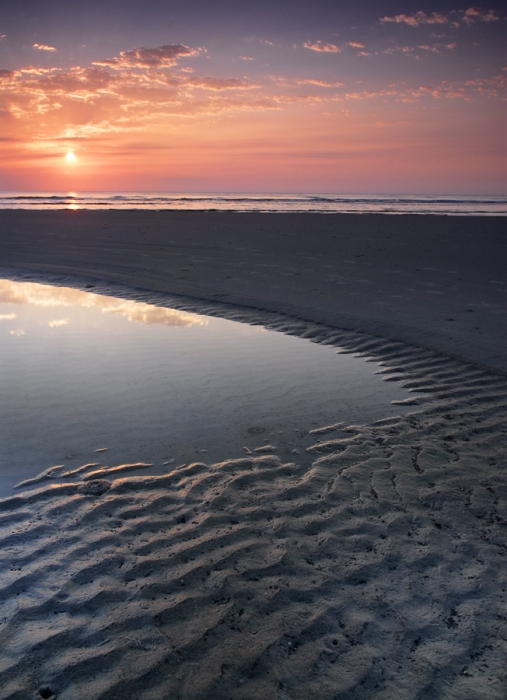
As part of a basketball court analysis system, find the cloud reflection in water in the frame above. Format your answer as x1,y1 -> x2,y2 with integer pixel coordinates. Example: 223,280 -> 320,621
0,280 -> 207,328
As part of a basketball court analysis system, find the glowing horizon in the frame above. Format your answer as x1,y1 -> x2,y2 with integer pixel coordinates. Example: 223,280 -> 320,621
0,2 -> 505,195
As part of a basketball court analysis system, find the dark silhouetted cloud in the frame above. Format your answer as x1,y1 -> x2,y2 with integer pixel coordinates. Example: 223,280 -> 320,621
94,44 -> 200,70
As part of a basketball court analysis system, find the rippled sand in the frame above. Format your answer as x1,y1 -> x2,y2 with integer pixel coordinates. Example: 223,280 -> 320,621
1,323 -> 506,699
0,212 -> 505,699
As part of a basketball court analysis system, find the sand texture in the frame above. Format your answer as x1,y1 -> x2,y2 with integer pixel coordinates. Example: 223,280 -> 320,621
0,213 -> 506,699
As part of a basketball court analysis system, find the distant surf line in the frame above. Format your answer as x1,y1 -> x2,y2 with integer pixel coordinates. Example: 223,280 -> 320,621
0,192 -> 505,215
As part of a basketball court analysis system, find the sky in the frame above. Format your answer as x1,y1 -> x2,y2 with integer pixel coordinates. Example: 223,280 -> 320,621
0,1 -> 505,194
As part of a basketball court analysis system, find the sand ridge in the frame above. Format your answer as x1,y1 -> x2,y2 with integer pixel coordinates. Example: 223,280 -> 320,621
0,292 -> 506,699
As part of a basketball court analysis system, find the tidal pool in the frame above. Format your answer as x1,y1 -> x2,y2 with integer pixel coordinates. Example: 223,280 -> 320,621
0,278 -> 412,497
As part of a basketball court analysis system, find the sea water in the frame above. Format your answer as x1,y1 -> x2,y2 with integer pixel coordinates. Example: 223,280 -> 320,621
0,192 -> 505,215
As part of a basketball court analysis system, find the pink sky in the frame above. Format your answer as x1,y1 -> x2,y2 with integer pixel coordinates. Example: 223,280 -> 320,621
0,3 -> 505,193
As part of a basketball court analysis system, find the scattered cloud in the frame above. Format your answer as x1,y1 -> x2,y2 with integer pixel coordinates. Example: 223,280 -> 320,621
33,43 -> 57,52
0,40 -> 265,133
57,122 -> 132,139
19,67 -> 55,75
380,7 -> 501,28
48,318 -> 69,327
380,11 -> 448,26
10,329 -> 25,336
296,79 -> 344,88
270,93 -> 325,105
37,66 -> 116,93
381,46 -> 416,56
419,42 -> 457,53
463,7 -> 500,24
338,75 -> 505,102
0,27 -> 503,160
303,41 -> 341,53
343,89 -> 398,100
1,43 -> 502,140
93,44 -> 200,70
381,41 -> 457,58
186,76 -> 259,90
0,313 -> 16,320
464,72 -> 506,96
407,83 -> 467,100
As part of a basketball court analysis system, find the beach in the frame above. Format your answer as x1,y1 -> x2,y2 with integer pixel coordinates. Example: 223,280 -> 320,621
0,211 -> 506,699
0,211 -> 505,373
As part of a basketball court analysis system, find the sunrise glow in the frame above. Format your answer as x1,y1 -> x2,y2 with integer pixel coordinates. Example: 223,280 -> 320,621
0,3 -> 505,194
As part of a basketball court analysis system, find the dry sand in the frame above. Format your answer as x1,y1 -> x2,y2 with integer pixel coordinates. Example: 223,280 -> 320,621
0,212 -> 506,699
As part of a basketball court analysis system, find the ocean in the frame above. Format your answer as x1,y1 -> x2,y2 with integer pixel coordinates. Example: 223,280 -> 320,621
0,193 -> 505,215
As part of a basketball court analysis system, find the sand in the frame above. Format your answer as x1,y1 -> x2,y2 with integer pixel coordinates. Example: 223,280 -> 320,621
0,212 -> 506,699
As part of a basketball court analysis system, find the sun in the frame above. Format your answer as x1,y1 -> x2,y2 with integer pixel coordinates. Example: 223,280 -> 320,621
65,152 -> 76,163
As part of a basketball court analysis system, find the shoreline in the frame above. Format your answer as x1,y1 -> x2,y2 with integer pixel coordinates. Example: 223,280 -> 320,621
0,211 -> 506,699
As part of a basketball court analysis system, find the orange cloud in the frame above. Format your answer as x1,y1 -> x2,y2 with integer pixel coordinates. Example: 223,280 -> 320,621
381,7 -> 502,27
303,41 -> 341,53
185,76 -> 259,90
38,66 -> 116,93
0,44 -> 265,138
463,7 -> 500,24
381,11 -> 448,26
296,79 -> 344,88
418,42 -> 457,54
1,41 -> 501,155
33,43 -> 57,52
1,34 -> 503,194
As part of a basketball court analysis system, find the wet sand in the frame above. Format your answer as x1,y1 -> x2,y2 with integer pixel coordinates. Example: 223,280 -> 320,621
0,211 -> 505,373
0,212 -> 506,699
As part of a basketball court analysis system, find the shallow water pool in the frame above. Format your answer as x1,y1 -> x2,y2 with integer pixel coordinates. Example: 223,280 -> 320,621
0,278 -> 412,497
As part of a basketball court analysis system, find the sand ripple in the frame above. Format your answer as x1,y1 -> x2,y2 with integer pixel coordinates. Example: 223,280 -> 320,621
1,337 -> 506,699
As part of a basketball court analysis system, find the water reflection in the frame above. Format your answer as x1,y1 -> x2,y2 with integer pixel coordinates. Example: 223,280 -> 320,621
0,280 -> 206,328
0,278 -> 413,498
